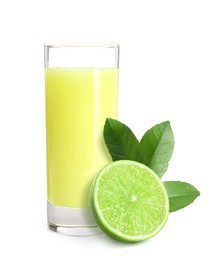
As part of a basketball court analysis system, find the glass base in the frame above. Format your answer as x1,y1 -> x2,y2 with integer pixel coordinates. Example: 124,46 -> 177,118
47,201 -> 102,236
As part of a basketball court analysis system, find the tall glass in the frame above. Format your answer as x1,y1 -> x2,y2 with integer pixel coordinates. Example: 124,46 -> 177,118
44,44 -> 119,235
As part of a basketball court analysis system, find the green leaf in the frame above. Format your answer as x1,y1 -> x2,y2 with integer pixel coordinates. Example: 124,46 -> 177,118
140,121 -> 174,177
103,118 -> 140,161
163,181 -> 200,212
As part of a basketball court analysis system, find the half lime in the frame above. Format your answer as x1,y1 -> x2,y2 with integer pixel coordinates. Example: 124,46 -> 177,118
90,160 -> 169,242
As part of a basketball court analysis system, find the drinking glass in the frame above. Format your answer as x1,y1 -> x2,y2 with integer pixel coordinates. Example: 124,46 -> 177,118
44,43 -> 119,235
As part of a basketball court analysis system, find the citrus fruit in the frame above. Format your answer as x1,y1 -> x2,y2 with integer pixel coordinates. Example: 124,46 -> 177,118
90,160 -> 169,242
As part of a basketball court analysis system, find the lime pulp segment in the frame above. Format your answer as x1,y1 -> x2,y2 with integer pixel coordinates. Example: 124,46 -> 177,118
91,160 -> 169,242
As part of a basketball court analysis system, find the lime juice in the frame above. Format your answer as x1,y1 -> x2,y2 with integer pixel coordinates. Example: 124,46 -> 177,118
45,68 -> 118,208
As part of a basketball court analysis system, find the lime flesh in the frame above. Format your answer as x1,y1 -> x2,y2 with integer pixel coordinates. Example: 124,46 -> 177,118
90,160 -> 169,242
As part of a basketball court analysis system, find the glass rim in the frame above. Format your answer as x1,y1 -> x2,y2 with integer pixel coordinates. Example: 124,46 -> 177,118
44,43 -> 119,49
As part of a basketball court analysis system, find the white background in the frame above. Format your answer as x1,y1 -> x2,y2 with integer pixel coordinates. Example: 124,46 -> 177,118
0,0 -> 222,259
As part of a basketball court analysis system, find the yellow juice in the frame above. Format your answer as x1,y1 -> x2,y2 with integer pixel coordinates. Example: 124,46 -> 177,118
45,68 -> 118,208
